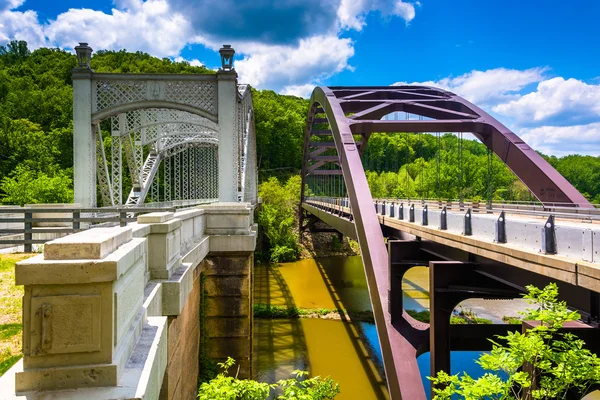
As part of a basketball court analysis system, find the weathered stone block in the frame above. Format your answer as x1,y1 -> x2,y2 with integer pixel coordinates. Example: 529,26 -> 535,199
209,337 -> 251,358
15,364 -> 117,392
209,234 -> 256,253
29,294 -> 102,355
206,297 -> 250,317
44,227 -> 132,260
205,275 -> 250,297
162,263 -> 195,316
147,223 -> 181,279
138,212 -> 174,224
206,317 -> 250,337
203,255 -> 251,276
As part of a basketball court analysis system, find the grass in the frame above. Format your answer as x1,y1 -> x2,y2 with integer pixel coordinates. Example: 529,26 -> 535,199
502,316 -> 523,324
253,304 -> 375,322
0,253 -> 34,376
254,305 -> 495,325
405,309 -> 493,325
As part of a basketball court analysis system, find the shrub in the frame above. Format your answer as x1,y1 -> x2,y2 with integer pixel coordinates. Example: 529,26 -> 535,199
198,357 -> 340,399
430,283 -> 600,400
270,245 -> 298,263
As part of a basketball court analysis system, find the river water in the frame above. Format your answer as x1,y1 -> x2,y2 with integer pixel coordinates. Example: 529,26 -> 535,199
254,256 -> 599,399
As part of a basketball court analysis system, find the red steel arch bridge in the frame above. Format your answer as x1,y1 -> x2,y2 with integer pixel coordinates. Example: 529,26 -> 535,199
300,86 -> 600,399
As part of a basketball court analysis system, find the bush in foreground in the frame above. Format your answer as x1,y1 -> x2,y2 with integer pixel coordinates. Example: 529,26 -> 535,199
429,283 -> 600,399
198,357 -> 340,399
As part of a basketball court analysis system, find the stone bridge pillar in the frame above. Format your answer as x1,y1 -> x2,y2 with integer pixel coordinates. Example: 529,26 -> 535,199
202,203 -> 256,378
217,70 -> 238,202
72,68 -> 95,207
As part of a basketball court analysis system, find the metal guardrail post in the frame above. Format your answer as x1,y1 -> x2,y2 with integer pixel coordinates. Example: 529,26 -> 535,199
495,211 -> 506,243
120,211 -> 127,227
440,206 -> 447,230
463,208 -> 472,236
409,204 -> 415,222
422,205 -> 429,226
24,211 -> 32,253
542,215 -> 557,254
398,203 -> 404,220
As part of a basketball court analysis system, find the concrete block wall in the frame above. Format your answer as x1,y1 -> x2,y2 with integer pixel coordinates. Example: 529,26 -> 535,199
0,202 -> 256,400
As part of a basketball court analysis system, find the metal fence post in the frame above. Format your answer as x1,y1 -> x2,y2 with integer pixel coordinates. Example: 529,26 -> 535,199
120,211 -> 127,227
73,210 -> 80,231
24,210 -> 32,253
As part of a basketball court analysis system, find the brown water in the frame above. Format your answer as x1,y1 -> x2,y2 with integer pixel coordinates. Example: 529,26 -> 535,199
254,256 -> 388,399
255,256 -> 372,312
254,318 -> 388,400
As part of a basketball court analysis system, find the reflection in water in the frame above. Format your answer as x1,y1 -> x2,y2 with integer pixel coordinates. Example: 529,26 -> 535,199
254,256 -> 388,399
255,256 -> 372,312
402,266 -> 430,311
417,351 -> 487,399
255,319 -> 388,400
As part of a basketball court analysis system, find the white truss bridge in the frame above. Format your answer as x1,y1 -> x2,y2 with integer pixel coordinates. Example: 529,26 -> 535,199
73,44 -> 257,208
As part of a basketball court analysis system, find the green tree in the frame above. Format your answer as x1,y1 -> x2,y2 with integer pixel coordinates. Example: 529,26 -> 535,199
257,175 -> 302,262
1,166 -> 74,205
430,283 -> 600,400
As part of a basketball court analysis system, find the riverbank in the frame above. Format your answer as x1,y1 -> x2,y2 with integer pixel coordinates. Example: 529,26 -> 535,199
298,230 -> 360,259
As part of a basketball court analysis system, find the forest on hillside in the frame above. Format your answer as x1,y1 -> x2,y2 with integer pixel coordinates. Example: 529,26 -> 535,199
0,40 -> 599,205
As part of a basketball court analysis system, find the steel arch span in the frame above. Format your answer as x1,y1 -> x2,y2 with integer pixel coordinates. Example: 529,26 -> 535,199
299,86 -> 593,399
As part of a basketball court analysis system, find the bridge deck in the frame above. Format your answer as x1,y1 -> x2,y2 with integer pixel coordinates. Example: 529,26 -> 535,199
303,199 -> 600,293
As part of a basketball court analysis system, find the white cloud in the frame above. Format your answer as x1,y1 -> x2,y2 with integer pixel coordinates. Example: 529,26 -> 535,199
45,0 -> 191,57
0,8 -> 47,48
520,122 -> 600,157
394,67 -> 547,106
234,35 -> 354,89
338,0 -> 417,31
493,77 -> 600,126
0,0 -> 24,10
280,83 -> 316,98
174,56 -> 204,67
397,67 -> 600,156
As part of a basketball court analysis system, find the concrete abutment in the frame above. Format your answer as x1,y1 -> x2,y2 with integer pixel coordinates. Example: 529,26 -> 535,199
0,202 -> 256,400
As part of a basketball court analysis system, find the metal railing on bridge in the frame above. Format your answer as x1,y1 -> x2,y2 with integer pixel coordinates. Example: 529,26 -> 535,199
0,199 -> 212,252
306,196 -> 600,222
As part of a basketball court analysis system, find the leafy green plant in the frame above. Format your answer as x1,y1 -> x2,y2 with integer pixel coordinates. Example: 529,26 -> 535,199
257,176 -> 302,262
270,245 -> 298,262
429,283 -> 600,399
198,357 -> 340,399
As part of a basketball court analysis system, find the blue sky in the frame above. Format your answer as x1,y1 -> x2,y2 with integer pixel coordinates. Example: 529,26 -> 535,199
1,0 -> 599,156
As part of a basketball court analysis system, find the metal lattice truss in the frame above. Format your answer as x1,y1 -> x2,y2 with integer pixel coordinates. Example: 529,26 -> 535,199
92,83 -> 256,207
92,76 -> 217,118
237,85 -> 257,203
